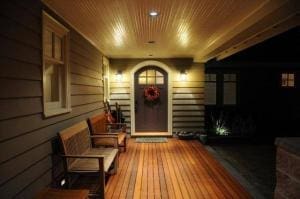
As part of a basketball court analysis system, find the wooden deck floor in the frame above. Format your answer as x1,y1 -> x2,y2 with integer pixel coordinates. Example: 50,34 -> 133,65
105,138 -> 252,199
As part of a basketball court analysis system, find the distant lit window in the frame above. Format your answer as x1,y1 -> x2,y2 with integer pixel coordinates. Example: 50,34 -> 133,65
281,73 -> 294,87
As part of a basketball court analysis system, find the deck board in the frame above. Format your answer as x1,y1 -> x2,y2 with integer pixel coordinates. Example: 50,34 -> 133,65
105,138 -> 252,199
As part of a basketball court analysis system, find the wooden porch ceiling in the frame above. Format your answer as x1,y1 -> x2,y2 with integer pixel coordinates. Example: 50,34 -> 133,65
105,138 -> 252,198
43,0 -> 299,62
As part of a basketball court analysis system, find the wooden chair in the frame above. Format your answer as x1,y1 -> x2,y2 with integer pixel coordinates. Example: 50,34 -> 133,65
88,113 -> 127,152
58,121 -> 118,198
104,100 -> 126,132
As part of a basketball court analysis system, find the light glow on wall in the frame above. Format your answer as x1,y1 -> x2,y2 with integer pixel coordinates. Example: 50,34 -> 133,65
179,70 -> 188,81
177,22 -> 189,47
113,23 -> 126,47
115,70 -> 123,82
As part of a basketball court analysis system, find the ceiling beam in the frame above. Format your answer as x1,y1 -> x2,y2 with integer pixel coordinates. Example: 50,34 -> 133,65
194,0 -> 299,62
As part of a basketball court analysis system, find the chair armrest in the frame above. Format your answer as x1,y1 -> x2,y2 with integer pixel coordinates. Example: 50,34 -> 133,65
91,133 -> 119,136
90,135 -> 118,148
90,135 -> 118,138
105,123 -> 126,126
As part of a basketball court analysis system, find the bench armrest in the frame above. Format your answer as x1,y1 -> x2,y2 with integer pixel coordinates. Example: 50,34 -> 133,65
90,135 -> 118,148
61,154 -> 105,172
91,133 -> 119,136
61,154 -> 105,159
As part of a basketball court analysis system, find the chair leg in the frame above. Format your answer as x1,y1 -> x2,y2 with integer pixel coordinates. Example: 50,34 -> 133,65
123,138 -> 127,152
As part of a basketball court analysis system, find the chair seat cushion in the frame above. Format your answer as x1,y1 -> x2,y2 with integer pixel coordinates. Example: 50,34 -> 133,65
68,148 -> 118,173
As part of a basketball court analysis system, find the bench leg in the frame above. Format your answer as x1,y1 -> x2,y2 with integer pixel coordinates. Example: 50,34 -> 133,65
98,158 -> 105,199
112,153 -> 118,174
123,137 -> 127,152
98,170 -> 105,199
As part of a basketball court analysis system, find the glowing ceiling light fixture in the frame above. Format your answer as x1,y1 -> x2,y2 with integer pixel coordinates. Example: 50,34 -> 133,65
149,11 -> 159,17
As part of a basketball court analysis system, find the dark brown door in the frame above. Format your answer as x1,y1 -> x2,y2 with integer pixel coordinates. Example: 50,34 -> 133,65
134,66 -> 168,132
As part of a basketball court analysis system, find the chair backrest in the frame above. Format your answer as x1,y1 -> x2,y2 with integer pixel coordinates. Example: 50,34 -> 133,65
88,113 -> 107,134
59,121 -> 91,165
104,100 -> 111,113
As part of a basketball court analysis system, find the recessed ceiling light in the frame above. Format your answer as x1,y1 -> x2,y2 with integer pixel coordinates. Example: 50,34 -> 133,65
148,40 -> 155,44
149,11 -> 159,17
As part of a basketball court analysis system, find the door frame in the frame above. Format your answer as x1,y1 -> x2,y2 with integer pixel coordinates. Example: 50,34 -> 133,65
130,60 -> 173,136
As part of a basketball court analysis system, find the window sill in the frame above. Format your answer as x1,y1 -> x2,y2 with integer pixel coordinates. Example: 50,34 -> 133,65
44,108 -> 72,118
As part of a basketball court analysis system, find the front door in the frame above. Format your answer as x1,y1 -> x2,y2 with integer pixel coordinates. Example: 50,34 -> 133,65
134,66 -> 168,132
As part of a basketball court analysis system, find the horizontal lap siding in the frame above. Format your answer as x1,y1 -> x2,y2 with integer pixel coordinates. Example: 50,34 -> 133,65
110,82 -> 131,133
108,61 -> 205,134
173,81 -> 205,132
0,1 -> 104,198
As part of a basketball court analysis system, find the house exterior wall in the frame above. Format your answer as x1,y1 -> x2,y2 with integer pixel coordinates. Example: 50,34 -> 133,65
204,27 -> 300,137
0,1 -> 104,198
109,58 -> 205,134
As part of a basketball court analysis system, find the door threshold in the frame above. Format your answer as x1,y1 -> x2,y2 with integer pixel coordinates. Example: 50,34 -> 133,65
132,132 -> 172,137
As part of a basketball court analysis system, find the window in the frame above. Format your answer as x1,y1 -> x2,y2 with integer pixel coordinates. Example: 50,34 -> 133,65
43,12 -> 71,117
138,69 -> 164,85
281,73 -> 295,87
223,74 -> 236,105
204,74 -> 217,105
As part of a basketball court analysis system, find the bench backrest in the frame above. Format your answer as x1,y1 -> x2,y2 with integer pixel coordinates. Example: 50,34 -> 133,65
88,113 -> 107,135
59,121 -> 91,165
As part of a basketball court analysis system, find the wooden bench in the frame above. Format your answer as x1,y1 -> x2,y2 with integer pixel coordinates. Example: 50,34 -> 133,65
88,113 -> 127,152
58,121 -> 119,198
35,188 -> 89,199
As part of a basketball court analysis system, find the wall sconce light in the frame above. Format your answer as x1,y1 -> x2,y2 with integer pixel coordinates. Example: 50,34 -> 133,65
179,70 -> 187,81
115,70 -> 123,82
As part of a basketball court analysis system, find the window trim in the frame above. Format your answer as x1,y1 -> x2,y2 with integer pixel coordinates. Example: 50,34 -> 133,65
42,11 -> 71,117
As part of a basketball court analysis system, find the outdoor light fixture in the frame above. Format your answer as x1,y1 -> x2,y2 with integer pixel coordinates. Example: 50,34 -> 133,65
179,70 -> 188,81
116,70 -> 123,82
60,178 -> 66,187
149,11 -> 159,17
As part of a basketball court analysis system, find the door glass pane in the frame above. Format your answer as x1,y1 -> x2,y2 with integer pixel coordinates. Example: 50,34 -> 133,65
147,77 -> 155,84
139,71 -> 146,77
156,71 -> 163,77
156,77 -> 164,84
139,77 -> 146,84
147,70 -> 155,77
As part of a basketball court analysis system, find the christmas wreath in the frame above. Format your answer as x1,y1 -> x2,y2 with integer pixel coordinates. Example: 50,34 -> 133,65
144,85 -> 160,101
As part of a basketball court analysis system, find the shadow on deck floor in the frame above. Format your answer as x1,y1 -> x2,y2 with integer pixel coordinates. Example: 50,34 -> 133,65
208,140 -> 276,199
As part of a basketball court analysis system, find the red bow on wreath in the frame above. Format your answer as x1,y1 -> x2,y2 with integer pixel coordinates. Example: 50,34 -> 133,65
144,85 -> 160,101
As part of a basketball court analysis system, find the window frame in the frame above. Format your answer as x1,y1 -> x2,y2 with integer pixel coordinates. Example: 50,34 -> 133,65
281,73 -> 295,88
42,11 -> 71,117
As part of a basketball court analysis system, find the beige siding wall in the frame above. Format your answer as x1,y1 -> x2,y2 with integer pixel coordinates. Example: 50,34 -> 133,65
109,59 -> 205,134
0,1 -> 104,198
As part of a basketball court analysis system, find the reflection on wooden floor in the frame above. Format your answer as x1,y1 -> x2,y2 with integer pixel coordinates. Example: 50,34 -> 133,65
105,138 -> 252,199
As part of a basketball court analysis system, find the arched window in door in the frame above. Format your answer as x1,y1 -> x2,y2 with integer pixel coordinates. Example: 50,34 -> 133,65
138,69 -> 164,85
